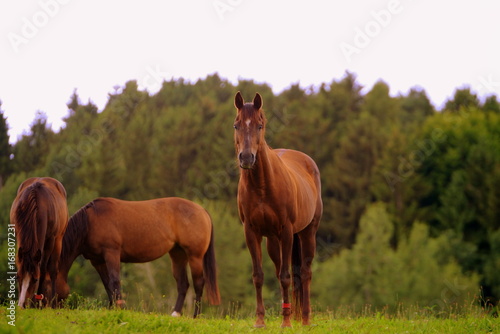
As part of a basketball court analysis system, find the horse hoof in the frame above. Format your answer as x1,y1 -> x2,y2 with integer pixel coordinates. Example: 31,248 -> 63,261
254,320 -> 266,328
171,311 -> 181,317
116,299 -> 126,308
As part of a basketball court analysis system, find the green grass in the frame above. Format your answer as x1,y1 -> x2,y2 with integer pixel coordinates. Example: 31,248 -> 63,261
1,305 -> 498,334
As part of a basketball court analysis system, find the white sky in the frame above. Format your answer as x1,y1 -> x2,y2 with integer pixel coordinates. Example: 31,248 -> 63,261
1,0 -> 499,143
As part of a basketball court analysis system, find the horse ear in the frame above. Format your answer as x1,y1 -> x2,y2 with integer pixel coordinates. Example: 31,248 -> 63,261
234,92 -> 244,110
253,93 -> 262,110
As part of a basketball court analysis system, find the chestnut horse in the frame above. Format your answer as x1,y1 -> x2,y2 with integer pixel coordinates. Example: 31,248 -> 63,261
233,92 -> 322,327
55,197 -> 220,317
10,177 -> 68,308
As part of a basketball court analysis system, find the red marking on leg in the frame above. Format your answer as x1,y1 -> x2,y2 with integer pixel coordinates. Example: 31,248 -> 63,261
282,303 -> 291,309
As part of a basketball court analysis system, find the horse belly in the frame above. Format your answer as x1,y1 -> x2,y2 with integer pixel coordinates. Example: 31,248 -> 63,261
120,232 -> 174,263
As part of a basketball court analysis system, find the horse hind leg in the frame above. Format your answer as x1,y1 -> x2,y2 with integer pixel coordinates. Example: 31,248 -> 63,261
46,238 -> 64,307
169,246 -> 189,317
297,221 -> 319,326
188,255 -> 205,318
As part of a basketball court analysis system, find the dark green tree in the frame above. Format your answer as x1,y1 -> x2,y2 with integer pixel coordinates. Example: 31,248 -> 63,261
12,111 -> 54,173
0,103 -> 12,187
444,87 -> 479,113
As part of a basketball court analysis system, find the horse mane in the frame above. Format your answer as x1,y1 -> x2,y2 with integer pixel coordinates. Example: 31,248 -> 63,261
61,201 -> 94,262
15,182 -> 43,274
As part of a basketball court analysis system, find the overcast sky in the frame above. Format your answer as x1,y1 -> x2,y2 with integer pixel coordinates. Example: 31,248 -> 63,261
1,0 -> 499,143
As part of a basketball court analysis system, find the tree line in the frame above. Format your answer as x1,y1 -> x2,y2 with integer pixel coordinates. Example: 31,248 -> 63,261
0,72 -> 498,312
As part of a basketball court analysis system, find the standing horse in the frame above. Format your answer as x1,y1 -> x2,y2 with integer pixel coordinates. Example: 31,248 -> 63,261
55,197 -> 220,317
233,92 -> 322,327
10,177 -> 68,308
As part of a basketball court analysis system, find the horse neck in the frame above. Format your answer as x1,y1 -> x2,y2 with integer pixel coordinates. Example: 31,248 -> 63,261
59,214 -> 86,276
240,143 -> 277,190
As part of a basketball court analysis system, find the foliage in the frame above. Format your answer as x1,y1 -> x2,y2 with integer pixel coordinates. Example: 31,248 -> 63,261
0,73 -> 498,311
0,105 -> 12,187
314,203 -> 480,311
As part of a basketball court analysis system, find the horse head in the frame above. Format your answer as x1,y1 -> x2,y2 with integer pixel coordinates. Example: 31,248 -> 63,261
233,92 -> 266,169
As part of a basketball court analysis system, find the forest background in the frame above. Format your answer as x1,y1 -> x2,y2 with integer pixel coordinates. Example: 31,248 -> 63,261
0,73 -> 498,315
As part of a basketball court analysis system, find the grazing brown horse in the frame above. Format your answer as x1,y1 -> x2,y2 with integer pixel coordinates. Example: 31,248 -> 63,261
233,92 -> 322,327
10,177 -> 68,308
55,197 -> 220,317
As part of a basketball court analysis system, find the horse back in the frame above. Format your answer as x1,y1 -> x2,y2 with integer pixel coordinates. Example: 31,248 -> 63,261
12,177 -> 68,234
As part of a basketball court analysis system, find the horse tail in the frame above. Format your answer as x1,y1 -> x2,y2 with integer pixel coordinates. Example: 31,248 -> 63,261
202,221 -> 221,305
292,233 -> 303,320
14,181 -> 44,276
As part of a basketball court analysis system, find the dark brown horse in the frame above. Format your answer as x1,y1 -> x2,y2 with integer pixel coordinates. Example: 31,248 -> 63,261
55,197 -> 220,317
10,177 -> 68,308
233,92 -> 322,327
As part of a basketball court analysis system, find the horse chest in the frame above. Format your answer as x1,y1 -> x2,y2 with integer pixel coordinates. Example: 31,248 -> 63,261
242,200 -> 289,236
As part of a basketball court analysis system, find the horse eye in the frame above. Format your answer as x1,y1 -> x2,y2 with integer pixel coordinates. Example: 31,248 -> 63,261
233,124 -> 239,130
258,124 -> 263,130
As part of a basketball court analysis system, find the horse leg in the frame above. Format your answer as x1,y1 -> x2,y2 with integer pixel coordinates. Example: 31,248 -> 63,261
266,236 -> 282,288
188,255 -> 205,318
244,226 -> 265,328
278,224 -> 294,328
105,252 -> 123,307
46,238 -> 63,307
297,222 -> 319,325
93,251 -> 123,308
168,246 -> 189,317
39,238 -> 56,306
91,261 -> 113,306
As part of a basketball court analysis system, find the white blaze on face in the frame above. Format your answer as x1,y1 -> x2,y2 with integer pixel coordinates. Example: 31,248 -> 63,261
18,274 -> 30,308
244,119 -> 252,146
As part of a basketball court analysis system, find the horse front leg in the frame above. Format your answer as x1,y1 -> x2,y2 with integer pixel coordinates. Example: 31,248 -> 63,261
93,251 -> 123,308
279,224 -> 293,328
105,252 -> 124,308
244,226 -> 265,328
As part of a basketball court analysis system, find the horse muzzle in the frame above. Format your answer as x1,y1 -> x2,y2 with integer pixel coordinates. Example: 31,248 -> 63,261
239,151 -> 256,169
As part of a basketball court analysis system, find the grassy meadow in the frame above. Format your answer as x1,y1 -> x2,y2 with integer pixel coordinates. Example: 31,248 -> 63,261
1,298 -> 498,333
